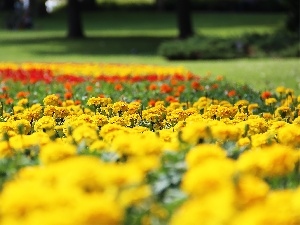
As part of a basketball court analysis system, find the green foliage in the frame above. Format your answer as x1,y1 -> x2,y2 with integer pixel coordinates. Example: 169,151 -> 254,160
158,31 -> 300,60
158,36 -> 242,60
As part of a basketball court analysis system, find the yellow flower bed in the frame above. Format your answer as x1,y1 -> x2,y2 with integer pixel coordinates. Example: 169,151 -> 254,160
0,89 -> 299,224
0,62 -> 190,78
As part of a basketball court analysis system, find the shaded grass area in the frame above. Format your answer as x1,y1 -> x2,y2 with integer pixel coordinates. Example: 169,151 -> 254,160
0,11 -> 299,93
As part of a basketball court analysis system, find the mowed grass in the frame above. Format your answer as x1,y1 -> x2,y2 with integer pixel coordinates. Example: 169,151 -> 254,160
0,10 -> 299,93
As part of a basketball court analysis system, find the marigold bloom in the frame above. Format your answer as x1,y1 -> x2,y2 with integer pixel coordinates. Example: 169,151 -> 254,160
237,144 -> 298,177
16,91 -> 30,99
276,86 -> 286,94
265,97 -> 277,106
114,83 -> 123,91
260,91 -> 272,99
5,98 -> 13,105
148,83 -> 157,91
72,124 -> 99,145
186,144 -> 226,168
227,90 -> 236,97
277,124 -> 300,147
39,141 -> 77,164
34,116 -> 56,133
235,174 -> 269,207
43,94 -> 60,106
86,85 -> 93,92
181,158 -> 236,197
64,92 -> 73,100
160,84 -> 172,93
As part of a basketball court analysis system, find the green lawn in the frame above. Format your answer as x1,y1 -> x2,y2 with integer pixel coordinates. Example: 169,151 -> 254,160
0,10 -> 299,94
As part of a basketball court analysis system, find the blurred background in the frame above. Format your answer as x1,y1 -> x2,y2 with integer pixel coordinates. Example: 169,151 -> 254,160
0,0 -> 299,92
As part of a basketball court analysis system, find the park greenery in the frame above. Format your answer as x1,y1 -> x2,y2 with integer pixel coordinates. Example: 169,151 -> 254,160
0,0 -> 299,224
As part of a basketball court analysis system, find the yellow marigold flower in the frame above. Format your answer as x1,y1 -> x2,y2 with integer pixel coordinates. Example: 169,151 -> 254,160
0,141 -> 13,158
251,132 -> 275,148
285,88 -> 294,95
219,100 -> 232,107
54,106 -> 70,118
168,108 -> 189,121
39,141 -> 76,164
13,105 -> 24,114
277,124 -> 300,147
72,124 -> 99,145
43,94 -> 59,106
265,97 -> 277,106
238,118 -> 268,136
12,119 -> 31,135
182,158 -> 235,197
235,100 -> 249,107
92,114 -> 109,127
74,194 -> 124,225
111,132 -> 163,156
248,103 -> 259,114
123,113 -> 141,127
127,101 -> 141,114
0,122 -> 14,134
87,97 -> 112,107
181,121 -> 211,145
234,111 -> 248,122
293,117 -> 300,126
269,120 -> 288,132
214,106 -> 236,119
203,105 -> 219,119
62,99 -> 75,106
17,98 -> 28,107
127,155 -> 160,173
34,116 -> 56,132
158,129 -> 177,142
142,104 -> 166,123
185,144 -> 226,168
119,185 -> 151,207
232,189 -> 299,225
297,95 -> 300,102
170,189 -> 235,225
237,137 -> 251,148
89,140 -> 107,153
211,123 -> 241,141
109,116 -> 127,126
99,123 -> 127,141
237,144 -> 298,177
276,86 -> 286,94
9,134 -> 46,151
22,104 -> 43,122
112,101 -> 128,114
235,174 -> 269,207
43,105 -> 56,117
262,112 -> 273,120
275,106 -> 293,121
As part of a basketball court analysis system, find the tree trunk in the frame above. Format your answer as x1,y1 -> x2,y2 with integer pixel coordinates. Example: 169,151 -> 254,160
81,0 -> 98,11
285,0 -> 299,33
177,0 -> 194,39
67,0 -> 84,39
37,0 -> 48,17
156,0 -> 165,11
1,0 -> 14,10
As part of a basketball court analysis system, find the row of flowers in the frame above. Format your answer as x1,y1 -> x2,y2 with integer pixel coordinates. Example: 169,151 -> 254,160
0,63 -> 300,224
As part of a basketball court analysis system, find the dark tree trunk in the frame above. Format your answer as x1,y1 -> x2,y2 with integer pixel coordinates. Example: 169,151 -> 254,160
156,0 -> 165,11
177,0 -> 194,39
80,0 -> 98,11
1,0 -> 14,10
37,0 -> 48,17
284,0 -> 299,33
67,0 -> 84,38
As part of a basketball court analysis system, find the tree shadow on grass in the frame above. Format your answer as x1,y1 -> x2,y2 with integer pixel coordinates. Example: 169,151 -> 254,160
1,35 -> 172,56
